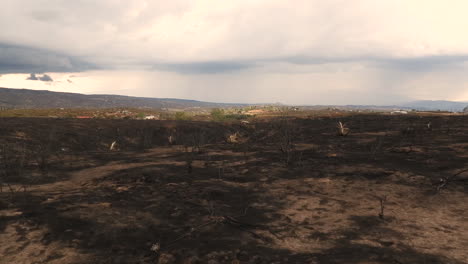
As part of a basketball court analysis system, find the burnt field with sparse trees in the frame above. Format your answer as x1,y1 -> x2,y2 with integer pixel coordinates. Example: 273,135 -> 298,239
0,114 -> 467,264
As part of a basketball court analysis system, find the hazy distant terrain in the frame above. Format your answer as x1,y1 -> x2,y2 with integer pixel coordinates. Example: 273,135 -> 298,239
400,100 -> 468,112
0,87 -> 241,109
1,87 -> 467,112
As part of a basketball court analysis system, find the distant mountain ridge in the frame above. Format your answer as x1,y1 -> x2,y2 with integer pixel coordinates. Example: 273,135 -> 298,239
1,87 -> 467,111
399,100 -> 468,112
0,87 -> 243,109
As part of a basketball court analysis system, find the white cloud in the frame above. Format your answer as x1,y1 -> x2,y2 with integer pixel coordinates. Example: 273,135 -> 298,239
1,1 -> 468,104
2,0 -> 468,63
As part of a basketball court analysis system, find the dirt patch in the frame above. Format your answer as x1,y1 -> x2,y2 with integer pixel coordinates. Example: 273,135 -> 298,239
0,115 -> 467,263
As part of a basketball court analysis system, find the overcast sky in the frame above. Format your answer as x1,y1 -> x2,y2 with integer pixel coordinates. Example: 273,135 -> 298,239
1,0 -> 468,105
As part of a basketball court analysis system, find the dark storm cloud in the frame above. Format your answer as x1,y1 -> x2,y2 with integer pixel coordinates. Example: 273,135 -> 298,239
1,42 -> 251,75
148,54 -> 468,75
283,56 -> 358,65
3,37 -> 467,77
26,73 -> 39,80
39,74 -> 53,81
26,73 -> 53,82
282,54 -> 468,72
153,61 -> 253,74
0,43 -> 96,74
376,55 -> 468,72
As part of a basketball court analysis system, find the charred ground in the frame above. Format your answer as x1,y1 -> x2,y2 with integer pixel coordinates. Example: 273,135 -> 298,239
0,114 -> 467,264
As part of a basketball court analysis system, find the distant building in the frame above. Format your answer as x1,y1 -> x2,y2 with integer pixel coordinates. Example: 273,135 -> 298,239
246,109 -> 266,115
390,110 -> 408,115
144,115 -> 159,120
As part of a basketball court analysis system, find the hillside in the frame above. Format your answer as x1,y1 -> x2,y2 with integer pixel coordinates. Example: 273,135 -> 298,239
399,100 -> 468,112
0,87 -> 239,109
2,87 -> 468,112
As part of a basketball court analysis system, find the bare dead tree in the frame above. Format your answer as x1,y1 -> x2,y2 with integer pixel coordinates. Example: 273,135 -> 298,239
370,135 -> 385,160
337,121 -> 350,136
436,168 -> 468,193
168,134 -> 176,145
218,160 -> 225,180
0,142 -> 28,198
190,127 -> 206,154
183,146 -> 194,174
378,195 -> 387,219
138,125 -> 154,150
31,127 -> 60,175
277,118 -> 296,167
176,126 -> 209,176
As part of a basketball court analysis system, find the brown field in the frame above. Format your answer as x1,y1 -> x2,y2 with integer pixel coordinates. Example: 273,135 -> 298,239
0,114 -> 467,264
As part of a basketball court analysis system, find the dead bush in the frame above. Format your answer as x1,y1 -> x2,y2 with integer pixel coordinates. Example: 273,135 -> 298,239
337,121 -> 350,136
31,128 -> 58,174
0,142 -> 27,194
276,118 -> 297,166
138,125 -> 155,150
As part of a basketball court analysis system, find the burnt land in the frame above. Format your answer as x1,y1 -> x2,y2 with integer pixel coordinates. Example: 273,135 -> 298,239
0,114 -> 467,264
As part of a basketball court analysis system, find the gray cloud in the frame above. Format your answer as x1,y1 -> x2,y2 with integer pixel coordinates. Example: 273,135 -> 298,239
153,61 -> 253,74
0,43 -> 96,74
149,54 -> 468,75
283,54 -> 468,69
2,1 -> 468,103
26,73 -> 39,80
26,73 -> 53,82
1,1 -> 468,76
5,39 -> 468,76
374,55 -> 468,72
39,74 -> 53,82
